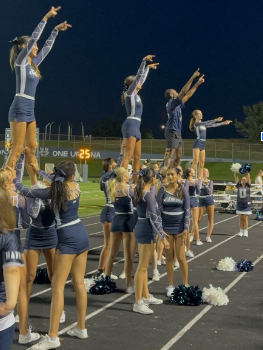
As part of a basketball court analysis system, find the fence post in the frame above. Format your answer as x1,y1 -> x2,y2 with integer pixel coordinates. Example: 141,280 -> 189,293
58,133 -> 60,148
249,143 -> 250,160
182,141 -> 184,156
150,139 -> 152,154
232,143 -> 233,160
73,135 -> 75,149
215,142 -> 216,158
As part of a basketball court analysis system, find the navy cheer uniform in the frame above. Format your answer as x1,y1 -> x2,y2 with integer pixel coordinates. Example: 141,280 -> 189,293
135,191 -> 165,244
0,232 -> 24,350
198,180 -> 214,207
165,98 -> 184,149
236,182 -> 252,215
122,60 -> 149,140
193,120 -> 225,151
111,187 -> 135,233
157,186 -> 190,234
13,180 -> 89,255
187,180 -> 200,208
100,155 -> 123,224
9,20 -> 58,123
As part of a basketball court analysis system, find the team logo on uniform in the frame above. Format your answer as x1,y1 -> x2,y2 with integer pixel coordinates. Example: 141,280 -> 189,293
5,251 -> 22,261
29,66 -> 38,79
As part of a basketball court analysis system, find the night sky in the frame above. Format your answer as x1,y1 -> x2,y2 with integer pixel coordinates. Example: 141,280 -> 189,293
1,1 -> 262,139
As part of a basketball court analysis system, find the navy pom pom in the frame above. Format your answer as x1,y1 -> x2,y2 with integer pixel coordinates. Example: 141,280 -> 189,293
33,268 -> 51,284
89,276 -> 118,295
170,284 -> 203,306
235,259 -> 254,272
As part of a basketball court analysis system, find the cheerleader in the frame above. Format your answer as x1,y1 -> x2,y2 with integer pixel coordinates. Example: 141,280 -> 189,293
120,55 -> 159,178
7,6 -> 71,187
184,168 -> 202,245
0,189 -> 24,350
234,172 -> 252,237
104,167 -> 135,292
98,148 -> 124,277
198,168 -> 214,243
133,168 -> 169,314
189,110 -> 232,178
157,167 -> 190,297
9,161 -> 89,349
1,156 -> 40,344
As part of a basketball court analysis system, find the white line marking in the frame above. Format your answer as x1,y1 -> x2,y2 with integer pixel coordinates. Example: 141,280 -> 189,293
84,222 -> 101,227
55,218 -> 260,338
159,227 -> 262,350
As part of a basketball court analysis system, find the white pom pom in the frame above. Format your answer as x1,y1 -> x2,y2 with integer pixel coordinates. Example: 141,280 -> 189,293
217,257 -> 236,271
84,278 -> 96,292
230,163 -> 242,173
202,284 -> 229,306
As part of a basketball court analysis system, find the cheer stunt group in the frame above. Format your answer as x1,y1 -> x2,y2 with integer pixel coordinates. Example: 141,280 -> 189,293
0,6 -> 254,350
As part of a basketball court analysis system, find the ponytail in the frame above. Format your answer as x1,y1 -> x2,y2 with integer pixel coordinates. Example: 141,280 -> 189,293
189,110 -> 200,131
121,75 -> 136,105
9,35 -> 42,79
108,167 -> 128,202
134,168 -> 156,206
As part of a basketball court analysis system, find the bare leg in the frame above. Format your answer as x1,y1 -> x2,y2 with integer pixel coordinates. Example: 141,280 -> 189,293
7,120 -> 26,168
18,253 -> 29,335
206,205 -> 215,237
132,139 -> 141,182
173,147 -> 182,168
25,249 -> 41,301
25,121 -> 38,185
134,243 -> 154,303
43,248 -> 56,282
191,207 -> 200,241
121,137 -> 136,168
175,234 -> 188,285
165,235 -> 175,286
150,247 -> 158,270
198,150 -> 206,179
123,232 -> 133,288
98,222 -> 111,270
191,148 -> 200,172
244,215 -> 248,229
165,148 -> 176,167
71,251 -> 88,330
105,232 -> 122,276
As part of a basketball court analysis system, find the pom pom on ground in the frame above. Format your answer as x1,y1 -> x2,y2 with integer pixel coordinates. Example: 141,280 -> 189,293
202,284 -> 229,306
33,268 -> 51,284
230,163 -> 242,173
89,276 -> 118,295
84,278 -> 96,292
235,259 -> 254,272
217,257 -> 236,271
170,284 -> 203,306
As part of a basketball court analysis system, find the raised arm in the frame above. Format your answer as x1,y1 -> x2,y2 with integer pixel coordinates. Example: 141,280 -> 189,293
246,172 -> 251,185
32,29 -> 58,66
145,192 -> 165,239
18,195 -> 31,229
234,172 -> 239,184
182,186 -> 190,231
178,68 -> 201,99
38,169 -> 54,182
13,178 -> 51,200
15,153 -> 25,182
182,75 -> 205,104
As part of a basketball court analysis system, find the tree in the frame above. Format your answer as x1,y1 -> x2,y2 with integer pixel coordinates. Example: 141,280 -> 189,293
234,101 -> 263,141
140,124 -> 154,139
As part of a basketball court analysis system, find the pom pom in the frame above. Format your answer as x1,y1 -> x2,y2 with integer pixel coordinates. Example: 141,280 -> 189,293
202,284 -> 229,306
235,259 -> 254,272
89,275 -> 118,295
5,141 -> 11,149
33,268 -> 51,284
217,257 -> 236,271
84,278 -> 96,292
170,284 -> 203,306
230,163 -> 242,173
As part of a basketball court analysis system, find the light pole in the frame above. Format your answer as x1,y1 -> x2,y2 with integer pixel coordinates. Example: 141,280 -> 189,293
68,122 -> 70,140
81,122 -> 84,140
45,123 -> 50,141
49,121 -> 54,140
58,123 -> 61,147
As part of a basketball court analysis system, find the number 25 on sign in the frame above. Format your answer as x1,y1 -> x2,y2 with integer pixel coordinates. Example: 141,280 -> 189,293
79,149 -> 91,160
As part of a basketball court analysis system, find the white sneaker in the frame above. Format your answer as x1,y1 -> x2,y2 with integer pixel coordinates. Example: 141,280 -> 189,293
31,181 -> 47,190
186,250 -> 194,258
166,285 -> 174,297
30,335 -> 60,349
18,326 -> 40,345
110,273 -> 118,280
157,260 -> 162,266
119,271 -> 126,279
133,300 -> 154,314
196,240 -> 203,246
152,273 -> 160,282
237,232 -> 243,237
162,255 -> 166,260
143,294 -> 163,305
60,311 -> 66,323
174,261 -> 179,268
125,285 -> 135,293
243,230 -> 248,237
206,237 -> 212,243
15,314 -> 19,323
67,326 -> 88,339
190,235 -> 194,242
161,258 -> 166,265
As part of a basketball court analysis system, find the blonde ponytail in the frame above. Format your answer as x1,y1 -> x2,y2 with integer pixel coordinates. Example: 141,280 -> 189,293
108,167 -> 129,202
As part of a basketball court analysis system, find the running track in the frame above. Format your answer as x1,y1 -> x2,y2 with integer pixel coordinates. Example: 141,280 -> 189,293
12,213 -> 263,350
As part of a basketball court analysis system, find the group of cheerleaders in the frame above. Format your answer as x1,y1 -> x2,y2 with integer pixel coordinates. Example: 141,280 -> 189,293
0,6 -> 253,350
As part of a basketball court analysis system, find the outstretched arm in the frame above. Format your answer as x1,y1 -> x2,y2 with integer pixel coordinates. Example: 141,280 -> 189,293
234,172 -> 239,184
246,172 -> 251,185
178,68 -> 201,99
206,120 -> 232,129
13,178 -> 51,200
182,75 -> 205,103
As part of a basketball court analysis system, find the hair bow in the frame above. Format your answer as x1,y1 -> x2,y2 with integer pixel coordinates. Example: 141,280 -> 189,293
138,169 -> 147,177
53,167 -> 66,183
175,167 -> 182,175
156,173 -> 163,181
110,170 -> 117,179
9,37 -> 18,45
123,84 -> 128,92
